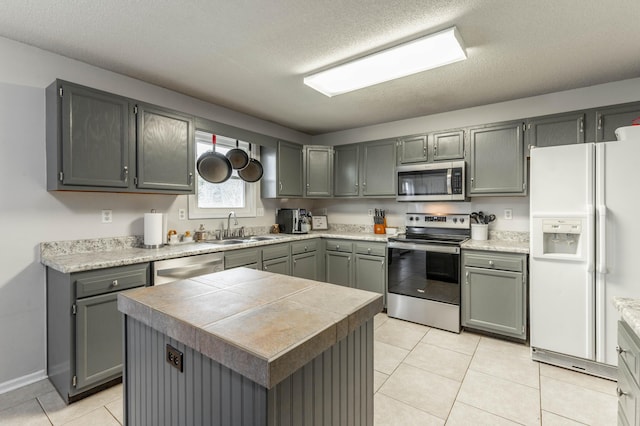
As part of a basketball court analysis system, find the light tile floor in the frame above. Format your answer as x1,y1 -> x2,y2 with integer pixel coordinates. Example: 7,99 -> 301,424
0,313 -> 617,425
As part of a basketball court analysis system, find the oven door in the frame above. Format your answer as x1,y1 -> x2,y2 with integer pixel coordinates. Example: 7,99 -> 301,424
387,241 -> 460,305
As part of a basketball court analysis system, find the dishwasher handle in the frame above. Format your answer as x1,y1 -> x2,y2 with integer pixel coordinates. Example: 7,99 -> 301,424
156,259 -> 223,277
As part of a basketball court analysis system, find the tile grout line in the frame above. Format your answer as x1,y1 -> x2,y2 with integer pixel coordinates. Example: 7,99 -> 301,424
34,396 -> 54,426
442,332 -> 480,423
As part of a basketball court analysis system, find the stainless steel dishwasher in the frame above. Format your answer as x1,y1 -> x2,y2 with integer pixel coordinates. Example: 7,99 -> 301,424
152,252 -> 224,285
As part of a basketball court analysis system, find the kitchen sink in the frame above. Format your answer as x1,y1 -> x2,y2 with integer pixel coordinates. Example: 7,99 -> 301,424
207,239 -> 246,245
247,236 -> 275,241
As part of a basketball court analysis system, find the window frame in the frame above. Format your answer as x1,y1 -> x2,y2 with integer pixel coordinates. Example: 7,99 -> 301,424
188,131 -> 258,219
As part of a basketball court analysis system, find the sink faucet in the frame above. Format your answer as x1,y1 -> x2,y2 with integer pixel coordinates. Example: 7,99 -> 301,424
226,211 -> 238,238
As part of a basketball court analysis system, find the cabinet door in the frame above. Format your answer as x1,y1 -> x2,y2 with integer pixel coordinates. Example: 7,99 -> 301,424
468,121 -> 525,195
398,135 -> 427,164
595,102 -> 640,142
76,291 -> 137,390
325,251 -> 352,287
278,141 -> 304,196
136,104 -> 194,192
526,112 -> 585,152
431,129 -> 465,161
262,256 -> 290,275
354,254 -> 386,304
462,266 -> 525,339
60,83 -> 132,188
304,146 -> 333,197
333,144 -> 360,196
292,251 -> 319,281
361,139 -> 396,196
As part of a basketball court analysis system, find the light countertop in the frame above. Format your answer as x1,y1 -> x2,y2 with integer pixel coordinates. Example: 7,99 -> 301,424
614,297 -> 640,339
117,268 -> 383,389
461,238 -> 530,254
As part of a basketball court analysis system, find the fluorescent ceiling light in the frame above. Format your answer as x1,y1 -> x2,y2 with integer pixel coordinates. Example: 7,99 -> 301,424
304,26 -> 467,97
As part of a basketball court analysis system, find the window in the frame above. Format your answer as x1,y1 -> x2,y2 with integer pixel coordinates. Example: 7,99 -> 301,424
188,131 -> 257,219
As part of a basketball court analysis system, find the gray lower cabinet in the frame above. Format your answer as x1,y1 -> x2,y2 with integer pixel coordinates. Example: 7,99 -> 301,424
291,240 -> 321,281
47,263 -> 150,403
261,140 -> 304,198
525,111 -> 585,153
354,252 -> 386,306
261,242 -> 291,275
224,247 -> 260,270
618,320 -> 640,426
333,144 -> 360,197
325,239 -> 354,287
46,80 -> 195,194
462,250 -> 527,340
135,103 -> 194,192
304,145 -> 333,197
468,120 -> 526,196
397,134 -> 427,164
594,102 -> 640,142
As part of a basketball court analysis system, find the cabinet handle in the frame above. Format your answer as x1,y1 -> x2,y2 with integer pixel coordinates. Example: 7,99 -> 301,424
123,166 -> 129,182
616,345 -> 625,355
264,265 -> 268,271
304,246 -> 308,251
617,387 -> 627,397
279,181 -> 283,191
434,144 -> 438,156
336,245 -> 340,250
465,271 -> 469,284
293,260 -> 297,265
489,260 -> 495,267
367,248 -> 371,253
381,260 -> 384,268
579,118 -> 584,133
112,279 -> 119,287
471,177 -> 475,188
189,173 -> 193,184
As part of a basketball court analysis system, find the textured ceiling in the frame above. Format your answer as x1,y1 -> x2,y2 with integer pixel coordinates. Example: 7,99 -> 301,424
1,0 -> 639,135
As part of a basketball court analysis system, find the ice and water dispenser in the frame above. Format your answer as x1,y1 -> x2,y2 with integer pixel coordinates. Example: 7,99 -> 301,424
540,219 -> 582,255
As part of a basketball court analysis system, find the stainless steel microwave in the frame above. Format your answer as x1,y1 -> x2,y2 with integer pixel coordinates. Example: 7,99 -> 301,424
396,160 -> 466,201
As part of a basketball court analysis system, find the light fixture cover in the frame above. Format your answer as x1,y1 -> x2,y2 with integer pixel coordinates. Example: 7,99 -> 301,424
304,26 -> 467,97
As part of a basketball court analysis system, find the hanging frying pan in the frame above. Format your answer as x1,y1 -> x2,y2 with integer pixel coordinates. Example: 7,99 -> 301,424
225,139 -> 249,170
197,134 -> 232,183
238,143 -> 263,183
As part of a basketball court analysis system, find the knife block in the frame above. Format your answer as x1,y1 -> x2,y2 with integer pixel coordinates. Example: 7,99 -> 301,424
374,224 -> 386,234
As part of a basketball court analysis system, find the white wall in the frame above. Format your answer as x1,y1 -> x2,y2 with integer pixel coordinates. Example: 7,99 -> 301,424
0,36 -> 312,392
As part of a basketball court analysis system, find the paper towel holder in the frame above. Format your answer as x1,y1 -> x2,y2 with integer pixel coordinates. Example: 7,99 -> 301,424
143,209 -> 164,249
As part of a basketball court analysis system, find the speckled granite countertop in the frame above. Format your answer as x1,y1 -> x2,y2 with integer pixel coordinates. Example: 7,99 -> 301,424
117,268 -> 383,389
461,231 -> 530,254
614,297 -> 640,338
41,232 -> 389,273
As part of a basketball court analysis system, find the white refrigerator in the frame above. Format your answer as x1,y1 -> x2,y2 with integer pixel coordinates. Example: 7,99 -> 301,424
530,136 -> 640,379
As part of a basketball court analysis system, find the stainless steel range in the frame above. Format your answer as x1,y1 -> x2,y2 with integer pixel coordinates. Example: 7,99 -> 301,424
387,213 -> 470,333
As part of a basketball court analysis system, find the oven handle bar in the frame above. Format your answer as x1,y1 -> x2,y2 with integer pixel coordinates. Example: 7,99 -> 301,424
387,241 -> 460,254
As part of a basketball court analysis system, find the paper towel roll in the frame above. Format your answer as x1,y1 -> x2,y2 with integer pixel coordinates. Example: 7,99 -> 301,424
144,212 -> 164,247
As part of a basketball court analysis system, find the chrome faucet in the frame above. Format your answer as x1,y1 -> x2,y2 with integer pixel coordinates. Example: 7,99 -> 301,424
225,211 -> 238,238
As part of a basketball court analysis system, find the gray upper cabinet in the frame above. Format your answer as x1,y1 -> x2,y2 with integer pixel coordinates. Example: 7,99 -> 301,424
304,145 -> 333,197
468,120 -> 526,196
525,111 -> 585,153
135,103 -> 194,192
397,134 -> 427,164
47,81 -> 133,190
594,102 -> 640,142
360,138 -> 397,197
46,80 -> 195,194
261,140 -> 304,198
431,129 -> 465,161
333,143 -> 360,197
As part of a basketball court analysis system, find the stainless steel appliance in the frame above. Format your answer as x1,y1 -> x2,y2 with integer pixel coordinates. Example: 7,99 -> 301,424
396,160 -> 465,202
387,213 -> 470,332
153,252 -> 224,285
276,208 -> 310,234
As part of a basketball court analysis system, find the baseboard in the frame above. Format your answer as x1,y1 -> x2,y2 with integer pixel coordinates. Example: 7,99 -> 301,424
0,370 -> 47,395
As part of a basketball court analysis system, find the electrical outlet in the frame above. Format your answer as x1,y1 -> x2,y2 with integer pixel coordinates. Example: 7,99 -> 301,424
166,344 -> 183,372
101,209 -> 112,223
257,207 -> 264,216
504,208 -> 513,220
368,209 -> 373,216
178,209 -> 186,220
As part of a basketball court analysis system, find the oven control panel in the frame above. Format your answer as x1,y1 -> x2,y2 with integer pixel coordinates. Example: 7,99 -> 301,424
405,213 -> 470,229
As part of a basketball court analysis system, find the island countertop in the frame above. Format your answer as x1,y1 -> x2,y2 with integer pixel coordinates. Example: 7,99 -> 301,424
117,268 -> 383,389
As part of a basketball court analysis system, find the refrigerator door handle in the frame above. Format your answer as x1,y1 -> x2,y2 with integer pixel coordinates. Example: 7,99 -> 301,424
596,205 -> 607,275
586,206 -> 595,273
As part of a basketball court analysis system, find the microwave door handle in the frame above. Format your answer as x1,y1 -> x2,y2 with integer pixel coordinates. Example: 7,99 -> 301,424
447,168 -> 452,195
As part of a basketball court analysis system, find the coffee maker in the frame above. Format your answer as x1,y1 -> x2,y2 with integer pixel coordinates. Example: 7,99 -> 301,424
275,208 -> 310,234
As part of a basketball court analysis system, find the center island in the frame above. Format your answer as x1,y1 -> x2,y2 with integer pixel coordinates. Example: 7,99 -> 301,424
117,268 -> 383,426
